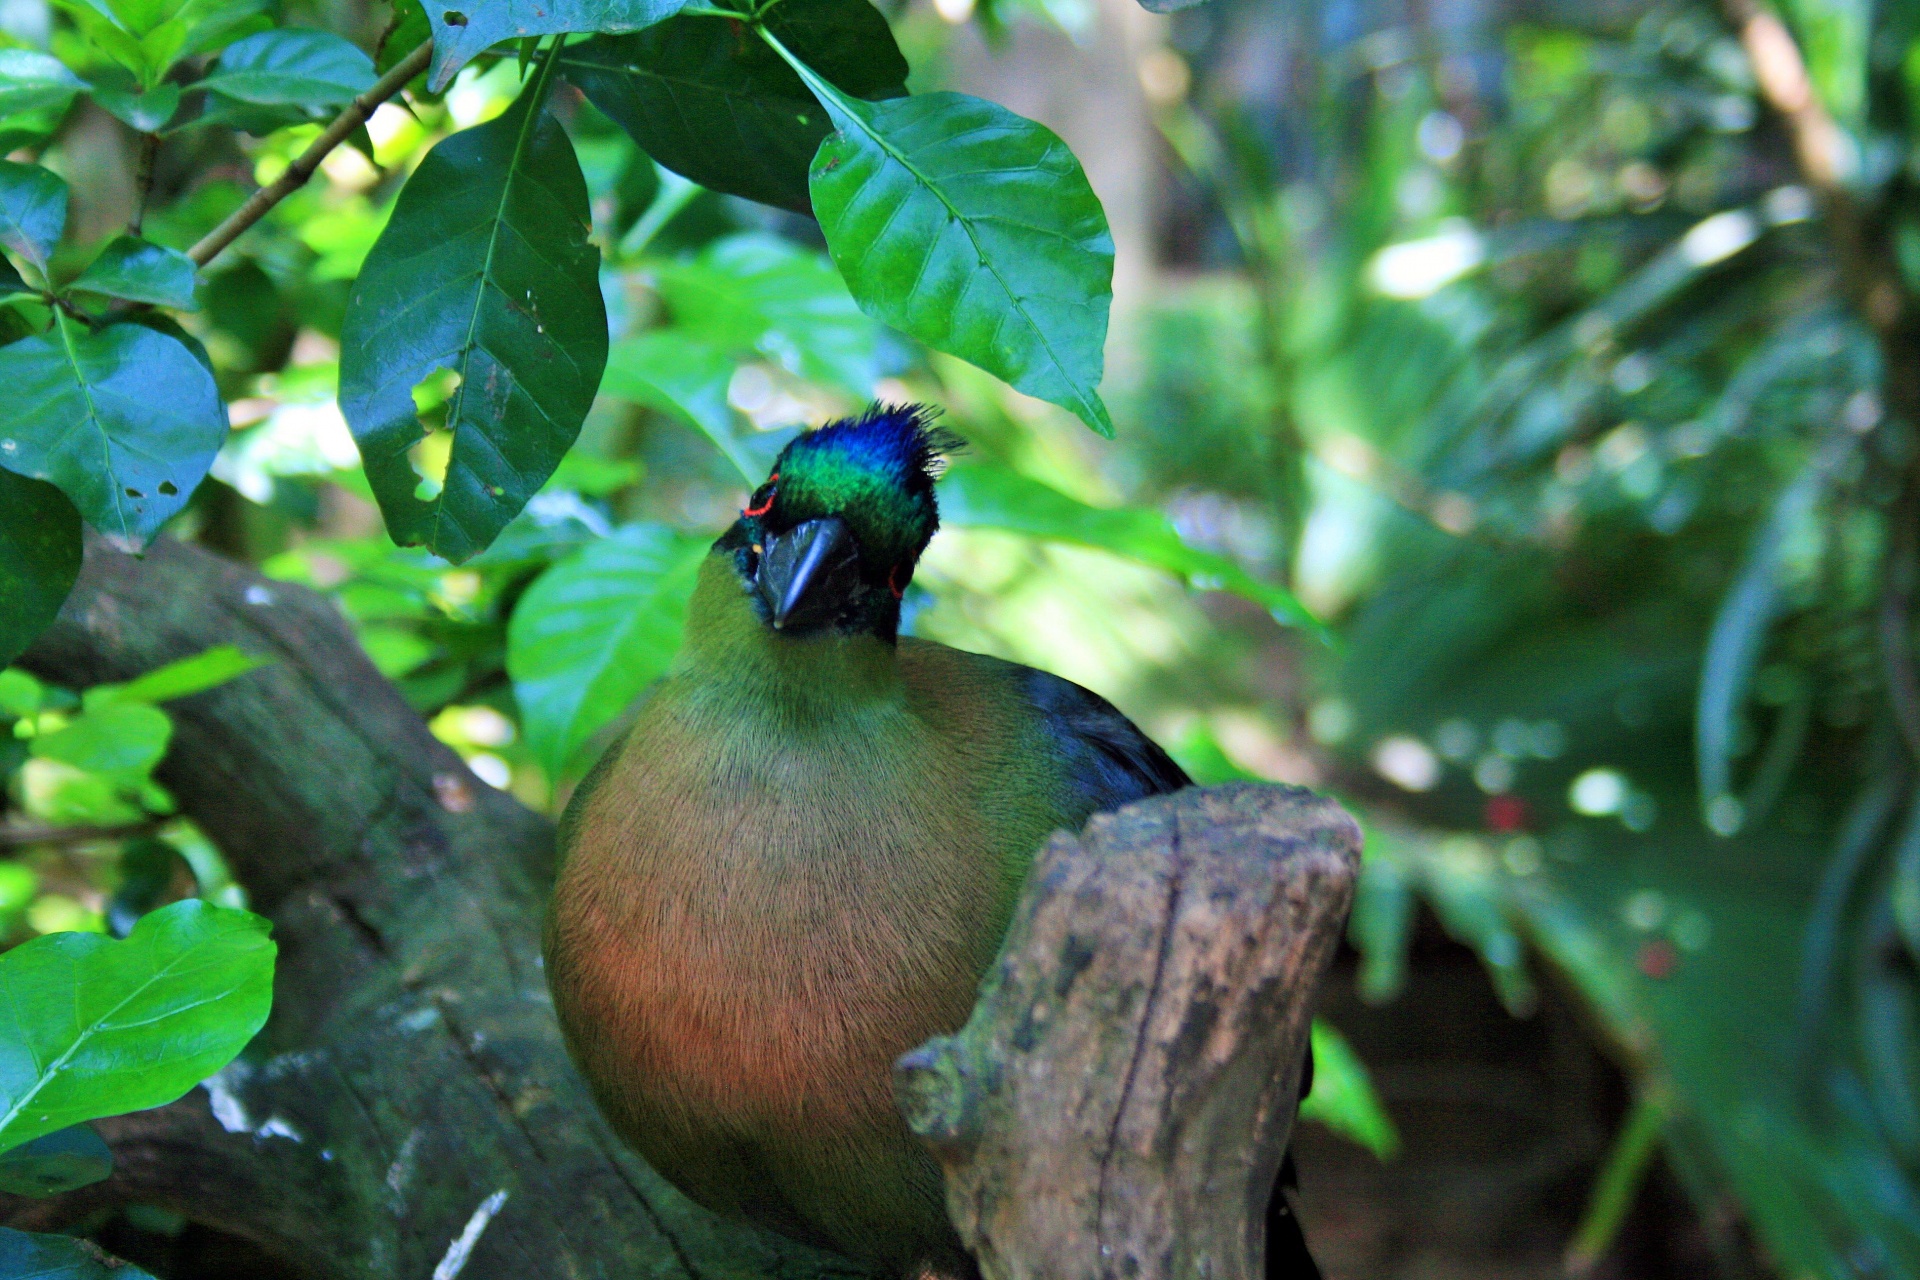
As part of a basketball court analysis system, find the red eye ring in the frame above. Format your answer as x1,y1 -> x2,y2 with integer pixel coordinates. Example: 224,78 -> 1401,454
888,564 -> 907,599
742,473 -> 778,519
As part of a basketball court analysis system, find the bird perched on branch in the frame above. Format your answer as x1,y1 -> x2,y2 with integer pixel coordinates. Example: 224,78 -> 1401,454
546,405 -> 1317,1279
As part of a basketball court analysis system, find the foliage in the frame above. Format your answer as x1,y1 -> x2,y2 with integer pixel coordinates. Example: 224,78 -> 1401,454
1125,0 -> 1920,1272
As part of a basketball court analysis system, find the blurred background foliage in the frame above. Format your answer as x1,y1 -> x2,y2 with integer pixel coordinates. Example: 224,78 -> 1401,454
3,0 -> 1918,1275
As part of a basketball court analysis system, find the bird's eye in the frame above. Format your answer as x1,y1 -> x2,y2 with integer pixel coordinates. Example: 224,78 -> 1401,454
743,472 -> 779,519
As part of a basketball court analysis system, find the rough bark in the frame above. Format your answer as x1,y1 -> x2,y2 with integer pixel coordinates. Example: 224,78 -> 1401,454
895,785 -> 1359,1280
4,539 -> 1358,1280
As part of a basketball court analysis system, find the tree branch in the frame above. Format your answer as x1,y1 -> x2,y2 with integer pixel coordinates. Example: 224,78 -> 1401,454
897,785 -> 1358,1280
188,41 -> 433,269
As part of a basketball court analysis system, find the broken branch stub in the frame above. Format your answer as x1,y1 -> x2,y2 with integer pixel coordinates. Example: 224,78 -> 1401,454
895,783 -> 1360,1280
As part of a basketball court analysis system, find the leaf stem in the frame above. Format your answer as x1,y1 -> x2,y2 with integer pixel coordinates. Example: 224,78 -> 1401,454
614,164 -> 702,260
188,40 -> 434,269
129,132 -> 160,237
0,819 -> 162,848
1563,1085 -> 1670,1276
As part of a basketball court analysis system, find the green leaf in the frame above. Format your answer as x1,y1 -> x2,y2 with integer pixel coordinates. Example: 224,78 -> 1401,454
0,1124 -> 113,1196
199,28 -> 375,108
88,645 -> 265,706
506,522 -> 709,774
0,160 -> 66,273
0,898 -> 275,1154
1298,1019 -> 1399,1160
90,81 -> 179,131
30,700 -> 171,786
0,51 -> 87,120
426,0 -> 687,92
560,0 -> 905,215
938,463 -> 1328,638
67,234 -> 198,309
1696,433 -> 1853,830
600,330 -> 791,482
338,63 -> 608,564
0,316 -> 226,546
0,252 -> 33,300
767,36 -> 1113,435
0,1227 -> 154,1278
652,232 -> 880,395
0,470 -> 81,668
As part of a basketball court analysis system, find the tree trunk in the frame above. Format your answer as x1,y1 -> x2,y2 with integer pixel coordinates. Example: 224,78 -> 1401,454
2,539 -> 1357,1280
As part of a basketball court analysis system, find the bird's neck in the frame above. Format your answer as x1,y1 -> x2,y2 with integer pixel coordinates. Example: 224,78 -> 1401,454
672,554 -> 905,719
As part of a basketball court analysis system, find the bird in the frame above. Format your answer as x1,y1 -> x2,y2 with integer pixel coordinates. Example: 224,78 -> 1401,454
545,404 -> 1319,1279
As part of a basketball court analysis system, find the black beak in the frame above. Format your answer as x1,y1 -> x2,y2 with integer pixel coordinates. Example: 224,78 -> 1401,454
756,516 -> 861,631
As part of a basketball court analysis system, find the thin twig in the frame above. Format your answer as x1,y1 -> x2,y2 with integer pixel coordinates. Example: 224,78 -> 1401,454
188,41 -> 434,268
0,819 -> 161,848
130,132 -> 160,237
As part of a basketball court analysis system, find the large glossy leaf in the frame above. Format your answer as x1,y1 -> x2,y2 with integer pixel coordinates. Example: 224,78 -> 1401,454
0,160 -> 65,273
338,66 -> 607,564
0,317 -> 225,546
0,898 -> 275,1154
0,1124 -> 112,1196
506,522 -> 709,774
0,51 -> 87,119
0,470 -> 81,668
769,40 -> 1114,435
560,0 -> 905,214
939,463 -> 1327,637
426,0 -> 687,92
0,1228 -> 154,1278
68,234 -> 197,309
199,28 -> 375,108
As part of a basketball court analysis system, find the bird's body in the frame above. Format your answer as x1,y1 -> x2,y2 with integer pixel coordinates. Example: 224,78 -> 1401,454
548,555 -> 1180,1272
546,407 -> 1316,1278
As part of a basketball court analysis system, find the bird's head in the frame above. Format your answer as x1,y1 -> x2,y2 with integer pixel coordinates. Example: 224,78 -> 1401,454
716,404 -> 962,642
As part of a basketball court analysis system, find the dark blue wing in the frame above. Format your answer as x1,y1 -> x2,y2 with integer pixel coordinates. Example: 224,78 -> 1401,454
1022,668 -> 1190,816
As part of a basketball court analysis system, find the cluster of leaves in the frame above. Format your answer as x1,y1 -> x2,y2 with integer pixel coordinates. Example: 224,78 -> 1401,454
0,650 -> 272,1272
1130,0 -> 1920,1271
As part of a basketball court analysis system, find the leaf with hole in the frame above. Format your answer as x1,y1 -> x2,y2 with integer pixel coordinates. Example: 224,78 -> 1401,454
561,0 -> 904,214
0,51 -> 86,120
0,1124 -> 112,1196
199,28 -> 375,109
0,317 -> 225,546
68,234 -> 197,309
338,66 -> 607,564
426,0 -> 687,92
0,1227 -> 154,1278
938,463 -> 1327,637
0,470 -> 80,668
507,522 -> 709,775
770,42 -> 1113,435
0,160 -> 65,272
0,898 -> 275,1155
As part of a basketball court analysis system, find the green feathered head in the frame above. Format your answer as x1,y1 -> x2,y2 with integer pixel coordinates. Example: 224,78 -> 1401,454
717,404 -> 963,641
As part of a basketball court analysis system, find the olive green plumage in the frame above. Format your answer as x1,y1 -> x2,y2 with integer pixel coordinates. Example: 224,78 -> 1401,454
544,407 -> 1209,1276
